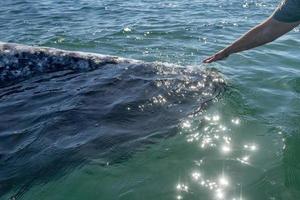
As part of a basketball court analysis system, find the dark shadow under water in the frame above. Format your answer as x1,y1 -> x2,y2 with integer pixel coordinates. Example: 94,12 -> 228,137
0,61 -> 224,199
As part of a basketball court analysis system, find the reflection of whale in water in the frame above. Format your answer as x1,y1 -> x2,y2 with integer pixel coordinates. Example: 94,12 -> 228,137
0,42 -> 225,198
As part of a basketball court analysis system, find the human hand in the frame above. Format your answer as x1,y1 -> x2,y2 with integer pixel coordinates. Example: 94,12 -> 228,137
202,49 -> 230,63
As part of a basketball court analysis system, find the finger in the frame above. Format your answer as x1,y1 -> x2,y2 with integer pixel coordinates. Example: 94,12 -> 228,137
203,56 -> 216,63
202,59 -> 211,63
202,56 -> 214,63
203,59 -> 212,63
202,58 -> 210,63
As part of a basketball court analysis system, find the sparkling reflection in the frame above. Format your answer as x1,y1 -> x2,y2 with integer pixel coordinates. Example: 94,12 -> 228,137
182,120 -> 191,129
244,144 -> 257,151
176,183 -> 189,192
176,195 -> 183,200
191,171 -> 201,181
221,145 -> 231,154
189,171 -> 231,199
218,176 -> 229,187
175,112 -> 257,200
175,183 -> 189,200
231,118 -> 240,125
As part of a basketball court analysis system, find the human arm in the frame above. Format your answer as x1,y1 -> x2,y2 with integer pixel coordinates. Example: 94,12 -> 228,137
203,2 -> 300,63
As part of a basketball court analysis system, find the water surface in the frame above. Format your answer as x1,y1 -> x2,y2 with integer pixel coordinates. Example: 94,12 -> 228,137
1,0 -> 300,200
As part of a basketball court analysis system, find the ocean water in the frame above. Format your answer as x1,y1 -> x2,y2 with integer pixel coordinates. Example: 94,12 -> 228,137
0,0 -> 300,200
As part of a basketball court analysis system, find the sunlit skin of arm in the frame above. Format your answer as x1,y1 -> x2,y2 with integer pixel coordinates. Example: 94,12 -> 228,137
203,17 -> 300,63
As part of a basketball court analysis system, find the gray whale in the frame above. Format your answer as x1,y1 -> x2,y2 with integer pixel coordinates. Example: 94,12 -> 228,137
0,42 -> 225,199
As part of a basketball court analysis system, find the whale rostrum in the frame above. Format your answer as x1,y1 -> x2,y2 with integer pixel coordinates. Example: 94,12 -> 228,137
0,42 -> 146,86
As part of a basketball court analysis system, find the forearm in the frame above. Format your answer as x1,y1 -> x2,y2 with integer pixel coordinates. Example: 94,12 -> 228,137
224,20 -> 275,55
223,18 -> 299,56
203,17 -> 299,63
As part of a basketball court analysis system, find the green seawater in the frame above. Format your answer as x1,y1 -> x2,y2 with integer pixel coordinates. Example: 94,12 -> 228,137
1,0 -> 300,199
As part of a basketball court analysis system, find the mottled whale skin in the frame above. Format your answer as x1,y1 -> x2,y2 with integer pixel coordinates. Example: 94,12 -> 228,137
0,42 -> 145,86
